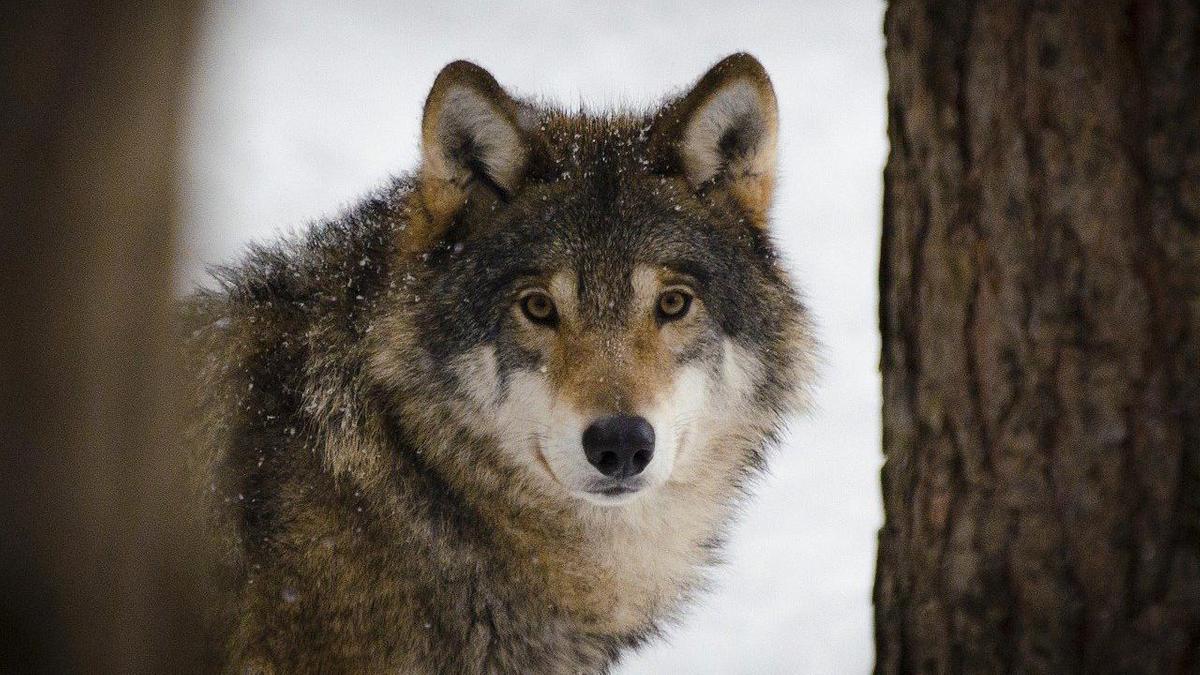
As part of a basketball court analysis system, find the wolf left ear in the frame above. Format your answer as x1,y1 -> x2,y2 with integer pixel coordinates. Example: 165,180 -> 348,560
417,61 -> 537,242
650,53 -> 779,225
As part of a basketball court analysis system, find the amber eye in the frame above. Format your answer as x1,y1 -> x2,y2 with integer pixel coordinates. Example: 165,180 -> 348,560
657,289 -> 692,321
520,291 -> 557,325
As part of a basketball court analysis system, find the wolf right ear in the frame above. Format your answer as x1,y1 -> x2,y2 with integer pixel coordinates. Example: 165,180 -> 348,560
417,61 -> 537,239
650,53 -> 779,226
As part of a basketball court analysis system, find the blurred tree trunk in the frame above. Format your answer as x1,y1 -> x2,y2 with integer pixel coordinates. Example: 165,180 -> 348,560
876,0 -> 1200,672
0,2 -> 211,672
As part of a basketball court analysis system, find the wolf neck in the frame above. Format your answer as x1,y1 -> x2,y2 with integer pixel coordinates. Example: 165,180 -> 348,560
565,483 -> 738,633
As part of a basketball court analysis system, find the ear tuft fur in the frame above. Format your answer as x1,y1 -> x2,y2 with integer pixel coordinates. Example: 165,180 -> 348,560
651,53 -> 779,225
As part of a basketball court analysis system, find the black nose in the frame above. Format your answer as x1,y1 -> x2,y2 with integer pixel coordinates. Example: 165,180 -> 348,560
582,415 -> 655,478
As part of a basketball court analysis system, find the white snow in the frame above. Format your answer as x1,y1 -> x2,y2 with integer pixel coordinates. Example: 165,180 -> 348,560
182,1 -> 886,671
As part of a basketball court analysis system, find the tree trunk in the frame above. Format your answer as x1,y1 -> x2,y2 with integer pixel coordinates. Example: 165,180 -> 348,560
0,3 -> 210,672
876,1 -> 1200,672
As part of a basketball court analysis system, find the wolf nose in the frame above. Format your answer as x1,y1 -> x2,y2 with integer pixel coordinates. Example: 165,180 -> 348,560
582,415 -> 655,478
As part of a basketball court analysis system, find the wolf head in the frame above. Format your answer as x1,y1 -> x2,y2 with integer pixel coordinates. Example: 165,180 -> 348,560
372,54 -> 811,509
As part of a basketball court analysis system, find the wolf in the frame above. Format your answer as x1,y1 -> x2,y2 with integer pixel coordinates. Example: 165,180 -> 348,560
186,52 -> 814,673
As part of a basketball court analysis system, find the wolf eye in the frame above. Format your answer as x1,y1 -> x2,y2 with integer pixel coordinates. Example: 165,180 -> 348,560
657,289 -> 692,321
520,291 -> 558,325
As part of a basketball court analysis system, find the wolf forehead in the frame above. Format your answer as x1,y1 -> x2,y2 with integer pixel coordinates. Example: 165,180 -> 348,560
444,119 -> 762,279
526,112 -> 663,176
444,109 -> 751,235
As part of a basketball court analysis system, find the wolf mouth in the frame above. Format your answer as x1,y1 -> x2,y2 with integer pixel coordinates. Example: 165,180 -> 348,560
588,480 -> 644,497
599,486 -> 634,496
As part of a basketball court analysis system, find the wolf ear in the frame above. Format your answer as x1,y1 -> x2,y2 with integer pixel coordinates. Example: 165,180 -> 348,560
650,53 -> 779,225
418,61 -> 535,233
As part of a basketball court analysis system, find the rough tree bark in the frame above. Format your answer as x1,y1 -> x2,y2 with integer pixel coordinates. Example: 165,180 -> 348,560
876,1 -> 1200,673
0,2 -> 209,672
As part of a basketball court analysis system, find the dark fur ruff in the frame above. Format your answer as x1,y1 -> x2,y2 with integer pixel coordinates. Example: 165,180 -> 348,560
186,54 -> 813,673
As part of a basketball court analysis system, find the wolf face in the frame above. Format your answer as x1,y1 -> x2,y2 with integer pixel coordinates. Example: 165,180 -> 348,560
375,54 -> 809,512
454,262 -> 760,507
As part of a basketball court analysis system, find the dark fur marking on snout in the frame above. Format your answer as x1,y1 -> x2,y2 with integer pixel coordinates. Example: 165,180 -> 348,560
493,337 -> 542,399
675,320 -> 723,365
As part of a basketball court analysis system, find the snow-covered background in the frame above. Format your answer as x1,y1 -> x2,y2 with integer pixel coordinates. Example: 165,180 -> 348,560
181,1 -> 886,671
